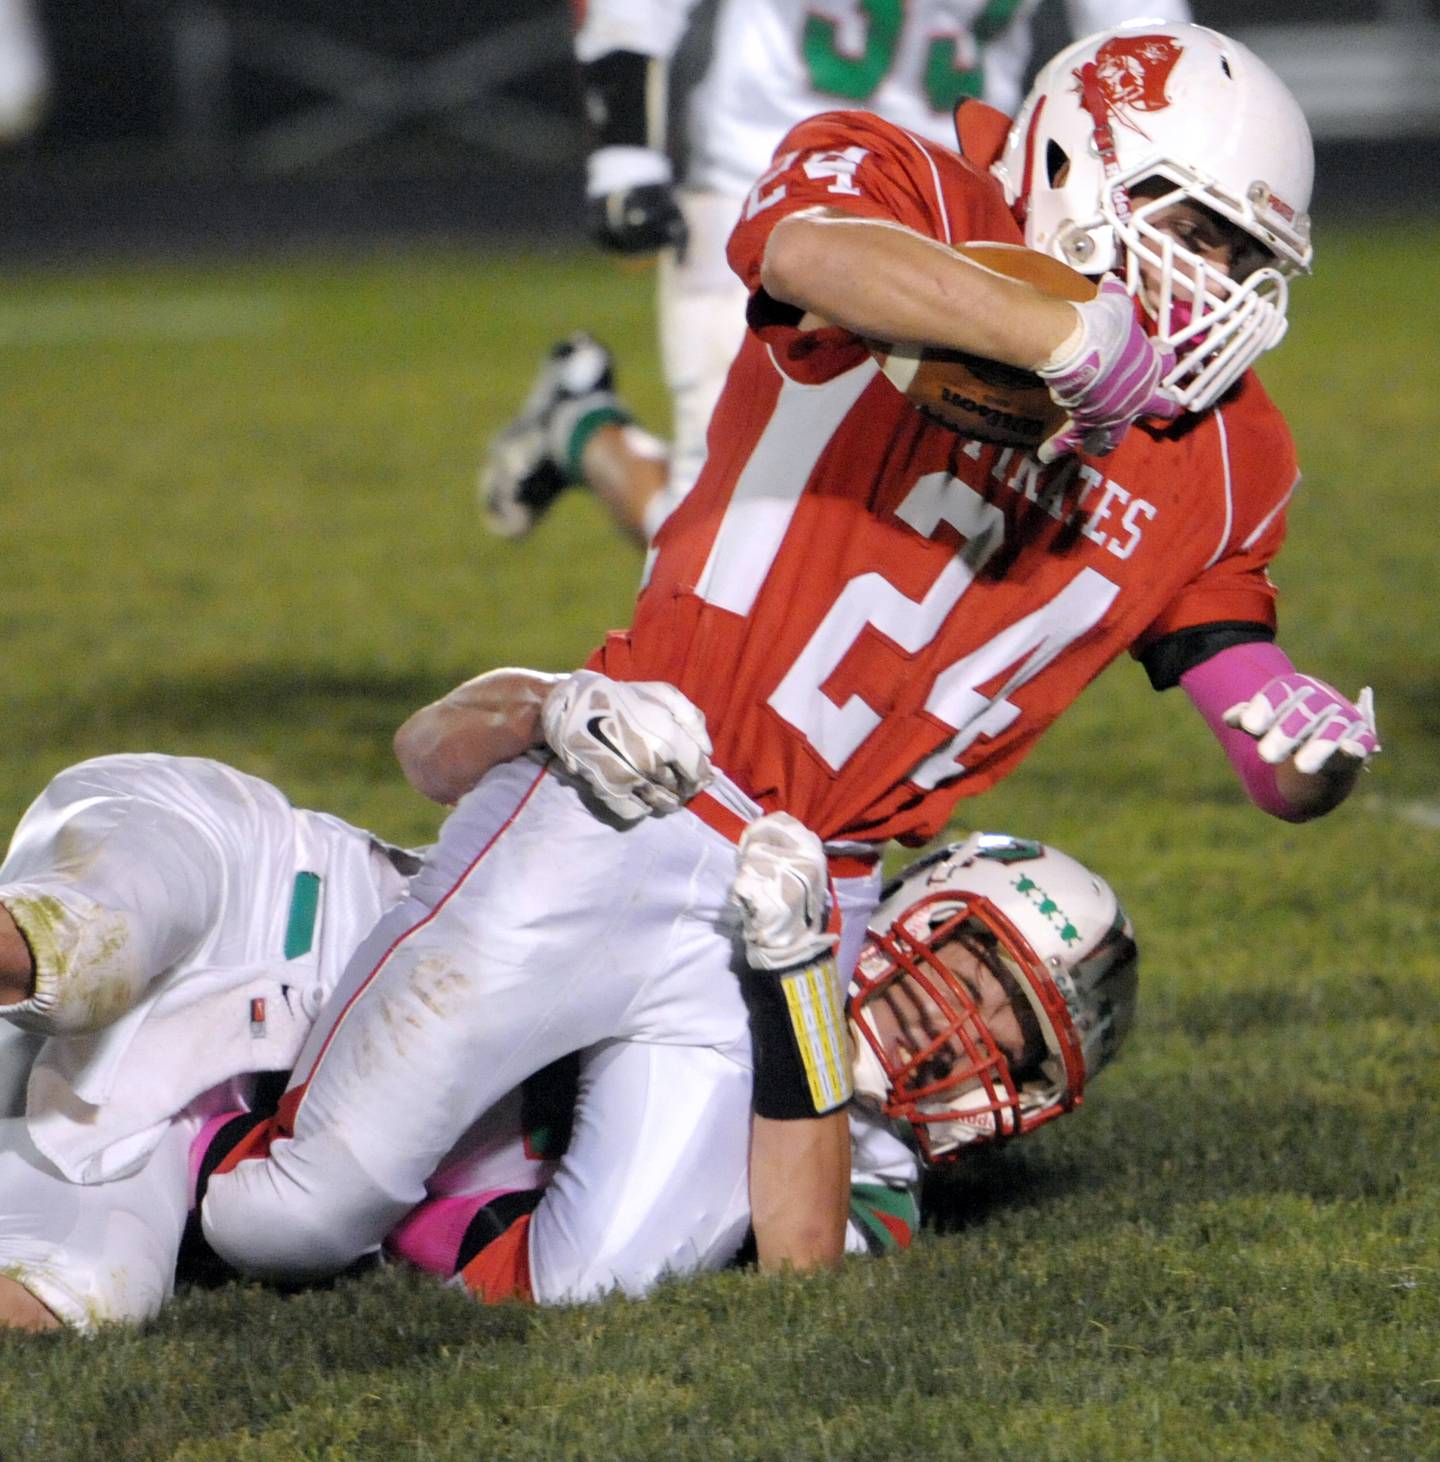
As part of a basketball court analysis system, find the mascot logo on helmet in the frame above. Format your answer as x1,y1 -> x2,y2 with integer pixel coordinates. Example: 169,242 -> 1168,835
1073,35 -> 1184,138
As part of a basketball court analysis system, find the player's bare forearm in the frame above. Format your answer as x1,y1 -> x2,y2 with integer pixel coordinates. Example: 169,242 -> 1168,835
393,668 -> 562,806
761,211 -> 1076,368
749,1110 -> 850,1272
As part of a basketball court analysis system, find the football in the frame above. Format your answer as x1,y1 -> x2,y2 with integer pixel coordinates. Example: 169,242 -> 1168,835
868,242 -> 1098,448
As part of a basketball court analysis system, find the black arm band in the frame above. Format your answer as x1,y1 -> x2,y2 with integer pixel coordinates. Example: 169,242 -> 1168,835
742,969 -> 820,1119
1139,621 -> 1276,691
741,964 -> 853,1120
581,50 -> 656,151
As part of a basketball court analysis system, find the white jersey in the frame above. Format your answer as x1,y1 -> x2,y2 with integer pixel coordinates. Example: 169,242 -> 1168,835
0,754 -> 409,1185
0,754 -> 410,1328
575,0 -> 1192,198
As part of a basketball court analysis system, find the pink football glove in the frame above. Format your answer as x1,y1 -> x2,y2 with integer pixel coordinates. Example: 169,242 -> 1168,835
1036,277 -> 1182,463
1222,675 -> 1380,775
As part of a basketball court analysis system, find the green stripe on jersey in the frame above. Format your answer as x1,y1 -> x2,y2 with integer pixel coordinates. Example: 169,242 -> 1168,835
849,1181 -> 920,1258
284,871 -> 321,959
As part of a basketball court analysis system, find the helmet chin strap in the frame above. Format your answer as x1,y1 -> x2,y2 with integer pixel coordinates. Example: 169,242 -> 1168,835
914,1084 -> 1011,1156
848,1014 -> 1019,1159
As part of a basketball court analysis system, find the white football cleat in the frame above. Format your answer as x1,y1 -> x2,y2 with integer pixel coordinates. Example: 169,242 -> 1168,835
478,332 -> 620,539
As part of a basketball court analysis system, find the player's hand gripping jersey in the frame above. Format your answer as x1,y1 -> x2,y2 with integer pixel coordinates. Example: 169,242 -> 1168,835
593,111 -> 1298,847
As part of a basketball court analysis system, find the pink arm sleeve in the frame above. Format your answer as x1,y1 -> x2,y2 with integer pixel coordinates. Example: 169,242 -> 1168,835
1179,640 -> 1305,821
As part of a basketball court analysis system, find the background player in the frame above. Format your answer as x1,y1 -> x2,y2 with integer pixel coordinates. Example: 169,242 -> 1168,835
483,0 -> 1190,544
202,22 -> 1378,1288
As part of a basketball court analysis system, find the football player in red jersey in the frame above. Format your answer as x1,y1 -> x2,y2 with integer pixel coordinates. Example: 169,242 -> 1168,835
200,23 -> 1379,1288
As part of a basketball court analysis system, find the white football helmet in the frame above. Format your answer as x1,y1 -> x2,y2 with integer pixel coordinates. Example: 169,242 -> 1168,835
849,833 -> 1137,1165
992,22 -> 1313,412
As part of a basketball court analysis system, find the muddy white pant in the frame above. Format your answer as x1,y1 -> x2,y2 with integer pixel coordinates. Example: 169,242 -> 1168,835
0,753 -> 398,1329
203,756 -> 880,1303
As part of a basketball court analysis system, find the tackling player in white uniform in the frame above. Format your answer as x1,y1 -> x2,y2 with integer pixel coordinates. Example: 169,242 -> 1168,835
0,667 -> 709,1330
0,691 -> 1137,1328
378,819 -> 1138,1298
0,754 -> 411,1332
482,0 -> 1190,541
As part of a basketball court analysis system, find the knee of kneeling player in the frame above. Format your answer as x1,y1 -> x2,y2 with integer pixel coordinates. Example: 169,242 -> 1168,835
528,1189 -> 751,1305
532,1227 -> 741,1305
200,1165 -> 383,1284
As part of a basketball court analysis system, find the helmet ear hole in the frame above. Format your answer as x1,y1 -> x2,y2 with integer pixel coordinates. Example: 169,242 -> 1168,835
1045,139 -> 1069,187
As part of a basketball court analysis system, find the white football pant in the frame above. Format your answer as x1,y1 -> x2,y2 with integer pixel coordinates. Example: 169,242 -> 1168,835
203,755 -> 880,1301
0,754 -> 404,1329
654,188 -> 751,527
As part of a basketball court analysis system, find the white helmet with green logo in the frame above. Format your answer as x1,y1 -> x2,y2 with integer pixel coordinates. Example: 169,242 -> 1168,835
848,833 -> 1139,1164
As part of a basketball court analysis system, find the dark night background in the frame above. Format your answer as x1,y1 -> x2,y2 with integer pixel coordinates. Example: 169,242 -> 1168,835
1,1 -> 1436,258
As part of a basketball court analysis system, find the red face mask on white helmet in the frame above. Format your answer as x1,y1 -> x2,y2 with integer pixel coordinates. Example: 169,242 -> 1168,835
992,22 -> 1313,412
848,834 -> 1138,1165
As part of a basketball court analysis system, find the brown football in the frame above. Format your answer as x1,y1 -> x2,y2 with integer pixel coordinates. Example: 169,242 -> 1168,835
868,242 -> 1098,449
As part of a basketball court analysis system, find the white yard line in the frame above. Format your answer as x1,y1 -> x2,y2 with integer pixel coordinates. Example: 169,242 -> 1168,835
0,293 -> 285,347
1362,794 -> 1440,830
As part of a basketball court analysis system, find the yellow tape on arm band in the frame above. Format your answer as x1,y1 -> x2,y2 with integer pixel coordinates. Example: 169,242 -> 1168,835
779,954 -> 854,1115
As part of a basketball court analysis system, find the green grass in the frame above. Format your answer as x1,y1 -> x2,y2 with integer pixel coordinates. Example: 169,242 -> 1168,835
1,227 -> 1438,1460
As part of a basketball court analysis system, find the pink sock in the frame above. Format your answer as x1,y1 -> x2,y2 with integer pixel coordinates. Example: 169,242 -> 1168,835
188,1109 -> 245,1211
384,1189 -> 519,1276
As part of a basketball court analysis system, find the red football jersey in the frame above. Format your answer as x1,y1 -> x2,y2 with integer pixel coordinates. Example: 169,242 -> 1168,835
591,110 -> 1298,847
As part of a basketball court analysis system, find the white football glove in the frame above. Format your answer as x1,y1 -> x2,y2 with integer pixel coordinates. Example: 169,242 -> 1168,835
541,670 -> 713,821
731,813 -> 837,972
1223,675 -> 1380,775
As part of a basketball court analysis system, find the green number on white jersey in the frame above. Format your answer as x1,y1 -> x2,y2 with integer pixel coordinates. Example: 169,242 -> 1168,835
800,0 -> 1027,110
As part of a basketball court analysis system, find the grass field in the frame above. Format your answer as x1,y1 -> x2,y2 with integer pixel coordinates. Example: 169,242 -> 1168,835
0,224 -> 1437,1460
